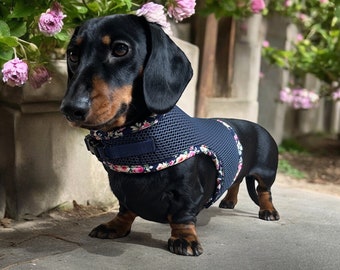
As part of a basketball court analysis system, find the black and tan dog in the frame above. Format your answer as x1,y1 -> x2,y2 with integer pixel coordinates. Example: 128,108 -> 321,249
60,14 -> 280,256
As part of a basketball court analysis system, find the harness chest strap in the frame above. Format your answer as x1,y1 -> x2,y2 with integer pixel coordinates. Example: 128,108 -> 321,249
85,106 -> 243,206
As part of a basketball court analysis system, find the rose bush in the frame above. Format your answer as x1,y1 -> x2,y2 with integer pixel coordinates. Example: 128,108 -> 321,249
0,0 -> 196,89
262,0 -> 340,105
201,0 -> 266,18
279,87 -> 320,109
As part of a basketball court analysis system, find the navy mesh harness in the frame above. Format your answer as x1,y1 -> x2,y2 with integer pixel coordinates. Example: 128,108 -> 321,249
85,106 -> 243,207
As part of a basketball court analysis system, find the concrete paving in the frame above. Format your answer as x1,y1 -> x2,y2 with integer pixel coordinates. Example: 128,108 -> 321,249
1,174 -> 340,270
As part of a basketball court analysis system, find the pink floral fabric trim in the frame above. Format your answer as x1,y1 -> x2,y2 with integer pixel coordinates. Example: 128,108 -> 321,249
104,144 -> 216,173
91,114 -> 160,140
217,120 -> 243,182
99,120 -> 243,205
90,111 -> 243,205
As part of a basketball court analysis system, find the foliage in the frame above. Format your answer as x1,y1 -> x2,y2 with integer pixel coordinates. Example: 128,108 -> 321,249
262,0 -> 340,99
279,138 -> 307,154
279,87 -> 320,109
200,0 -> 266,18
278,159 -> 307,179
0,0 -> 138,68
278,138 -> 308,179
0,0 -> 194,88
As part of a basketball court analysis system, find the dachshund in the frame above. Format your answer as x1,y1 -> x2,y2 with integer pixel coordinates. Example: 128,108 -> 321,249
60,14 -> 280,256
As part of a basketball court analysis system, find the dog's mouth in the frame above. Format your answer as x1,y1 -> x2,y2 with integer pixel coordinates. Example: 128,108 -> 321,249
70,103 -> 129,131
63,80 -> 133,131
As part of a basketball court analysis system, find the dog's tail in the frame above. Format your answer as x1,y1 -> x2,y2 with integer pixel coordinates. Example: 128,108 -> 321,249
246,176 -> 259,206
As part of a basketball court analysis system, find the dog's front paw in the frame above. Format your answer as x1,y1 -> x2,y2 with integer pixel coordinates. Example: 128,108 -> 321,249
259,209 -> 280,221
89,211 -> 137,239
168,236 -> 203,256
89,224 -> 131,239
168,222 -> 203,256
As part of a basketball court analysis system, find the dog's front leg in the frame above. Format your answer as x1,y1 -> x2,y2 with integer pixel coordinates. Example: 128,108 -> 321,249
89,207 -> 137,239
168,221 -> 203,256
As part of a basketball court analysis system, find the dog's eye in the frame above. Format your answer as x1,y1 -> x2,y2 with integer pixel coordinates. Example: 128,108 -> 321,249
112,43 -> 129,57
68,50 -> 79,63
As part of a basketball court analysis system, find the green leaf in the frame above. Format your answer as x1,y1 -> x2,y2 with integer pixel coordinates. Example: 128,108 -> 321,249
87,2 -> 102,14
9,22 -> 27,37
0,45 -> 14,62
220,1 -> 236,12
0,20 -> 10,36
335,5 -> 340,19
73,5 -> 88,14
7,2 -> 37,18
0,36 -> 19,47
54,31 -> 70,42
331,17 -> 338,27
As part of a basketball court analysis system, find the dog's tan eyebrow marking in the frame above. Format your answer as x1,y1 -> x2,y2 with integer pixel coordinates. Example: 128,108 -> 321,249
76,37 -> 83,46
138,66 -> 144,76
102,35 -> 111,45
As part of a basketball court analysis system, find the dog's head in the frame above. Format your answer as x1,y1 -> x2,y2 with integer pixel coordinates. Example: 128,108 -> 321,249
60,14 -> 193,131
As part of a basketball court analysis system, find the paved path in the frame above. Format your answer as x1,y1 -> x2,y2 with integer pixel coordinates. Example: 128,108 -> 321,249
1,175 -> 340,270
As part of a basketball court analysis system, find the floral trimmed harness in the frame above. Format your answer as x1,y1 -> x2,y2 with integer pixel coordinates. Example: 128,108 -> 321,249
85,106 -> 243,207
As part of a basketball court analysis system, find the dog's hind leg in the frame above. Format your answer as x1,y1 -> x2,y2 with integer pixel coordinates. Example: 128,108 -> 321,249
255,177 -> 280,221
89,207 -> 137,239
219,175 -> 280,221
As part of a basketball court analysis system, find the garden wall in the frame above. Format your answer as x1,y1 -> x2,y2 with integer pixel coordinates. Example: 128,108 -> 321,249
258,16 -> 340,144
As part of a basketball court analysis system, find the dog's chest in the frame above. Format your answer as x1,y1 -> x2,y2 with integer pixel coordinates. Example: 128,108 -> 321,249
86,106 -> 243,205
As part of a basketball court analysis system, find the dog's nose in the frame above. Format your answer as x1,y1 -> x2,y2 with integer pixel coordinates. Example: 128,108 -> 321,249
60,99 -> 89,122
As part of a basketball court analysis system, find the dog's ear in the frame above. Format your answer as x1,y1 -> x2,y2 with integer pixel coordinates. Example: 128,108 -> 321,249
143,23 -> 193,114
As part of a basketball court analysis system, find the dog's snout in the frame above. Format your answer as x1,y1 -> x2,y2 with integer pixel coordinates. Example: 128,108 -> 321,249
60,100 -> 89,122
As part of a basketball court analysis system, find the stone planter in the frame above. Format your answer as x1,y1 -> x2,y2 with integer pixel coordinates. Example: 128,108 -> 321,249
172,37 -> 199,117
0,61 -> 115,219
0,39 -> 199,219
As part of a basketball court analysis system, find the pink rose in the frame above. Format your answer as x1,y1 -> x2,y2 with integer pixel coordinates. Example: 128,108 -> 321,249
167,0 -> 196,22
29,66 -> 51,89
39,2 -> 66,36
188,150 -> 196,158
2,58 -> 28,87
168,159 -> 175,166
262,40 -> 270,48
332,89 -> 340,101
111,165 -> 130,173
251,0 -> 266,13
296,33 -> 304,42
285,0 -> 293,7
279,87 -> 293,104
298,13 -> 309,22
156,162 -> 168,170
141,121 -> 151,130
132,166 -> 145,173
136,2 -> 172,35
281,88 -> 319,109
175,154 -> 187,163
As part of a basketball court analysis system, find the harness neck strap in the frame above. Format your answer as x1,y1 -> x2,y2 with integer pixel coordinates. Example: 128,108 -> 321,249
85,113 -> 161,161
